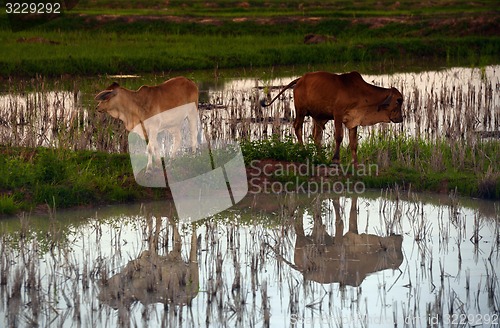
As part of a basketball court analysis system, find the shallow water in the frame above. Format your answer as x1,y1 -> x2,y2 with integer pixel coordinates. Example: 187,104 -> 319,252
1,191 -> 498,327
202,65 -> 499,144
0,65 -> 499,326
0,65 -> 498,150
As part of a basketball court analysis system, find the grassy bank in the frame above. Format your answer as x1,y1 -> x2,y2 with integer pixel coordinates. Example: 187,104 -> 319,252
1,135 -> 498,215
0,146 -> 168,215
0,0 -> 498,77
241,135 -> 500,199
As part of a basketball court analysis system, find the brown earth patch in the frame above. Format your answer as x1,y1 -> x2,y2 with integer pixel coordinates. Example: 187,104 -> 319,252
351,16 -> 412,29
304,33 -> 336,44
78,13 -> 499,36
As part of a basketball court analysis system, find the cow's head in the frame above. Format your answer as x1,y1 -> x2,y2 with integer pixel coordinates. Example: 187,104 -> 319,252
378,88 -> 404,123
94,82 -> 120,113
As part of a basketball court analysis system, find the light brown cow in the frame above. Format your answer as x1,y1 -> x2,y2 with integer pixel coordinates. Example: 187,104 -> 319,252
262,71 -> 404,165
95,76 -> 199,171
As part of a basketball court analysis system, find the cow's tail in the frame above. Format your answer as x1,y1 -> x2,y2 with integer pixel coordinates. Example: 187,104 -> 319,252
260,78 -> 300,107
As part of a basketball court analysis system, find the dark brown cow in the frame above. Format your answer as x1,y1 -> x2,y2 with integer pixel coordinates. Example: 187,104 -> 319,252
262,71 -> 404,165
292,196 -> 403,286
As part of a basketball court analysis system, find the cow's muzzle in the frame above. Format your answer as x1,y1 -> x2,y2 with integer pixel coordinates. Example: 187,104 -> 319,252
95,103 -> 104,113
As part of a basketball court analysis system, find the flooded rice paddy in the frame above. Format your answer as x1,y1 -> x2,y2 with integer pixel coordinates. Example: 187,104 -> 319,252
0,191 -> 498,327
203,66 -> 499,144
0,65 -> 499,327
0,65 -> 498,151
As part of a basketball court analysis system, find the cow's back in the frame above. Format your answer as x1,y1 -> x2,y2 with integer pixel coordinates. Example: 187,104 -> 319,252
293,71 -> 366,119
138,77 -> 198,119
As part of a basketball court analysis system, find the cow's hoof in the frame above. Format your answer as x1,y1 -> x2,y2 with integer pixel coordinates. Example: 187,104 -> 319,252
142,171 -> 153,181
144,167 -> 156,178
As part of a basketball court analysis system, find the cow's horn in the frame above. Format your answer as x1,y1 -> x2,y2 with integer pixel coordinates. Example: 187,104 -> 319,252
109,82 -> 120,89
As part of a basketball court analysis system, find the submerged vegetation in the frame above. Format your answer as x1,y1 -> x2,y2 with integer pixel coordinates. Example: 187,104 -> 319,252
0,189 -> 498,327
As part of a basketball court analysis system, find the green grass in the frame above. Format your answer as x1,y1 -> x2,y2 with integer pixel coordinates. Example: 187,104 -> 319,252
240,134 -> 500,199
0,0 -> 498,77
240,135 -> 324,164
69,0 -> 500,17
1,30 -> 496,77
0,194 -> 17,215
0,134 -> 498,215
0,147 -> 150,213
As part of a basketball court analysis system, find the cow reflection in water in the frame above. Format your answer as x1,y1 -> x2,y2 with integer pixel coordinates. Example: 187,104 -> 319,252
98,217 -> 199,308
293,197 -> 403,286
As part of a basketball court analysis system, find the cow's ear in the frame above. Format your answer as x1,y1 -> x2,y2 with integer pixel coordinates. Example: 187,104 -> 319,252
378,94 -> 392,111
95,89 -> 117,101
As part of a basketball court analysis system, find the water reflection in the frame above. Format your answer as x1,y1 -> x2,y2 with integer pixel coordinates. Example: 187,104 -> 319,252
98,217 -> 199,309
291,197 -> 403,286
0,192 -> 498,327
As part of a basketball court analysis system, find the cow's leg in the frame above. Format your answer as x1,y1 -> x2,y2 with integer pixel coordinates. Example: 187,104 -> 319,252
294,207 -> 306,237
332,119 -> 343,164
187,106 -> 199,151
348,196 -> 358,234
188,117 -> 198,151
293,115 -> 305,144
146,137 -> 158,172
139,123 -> 153,173
348,126 -> 359,166
146,144 -> 153,172
312,119 -> 327,147
332,198 -> 344,244
171,129 -> 182,155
